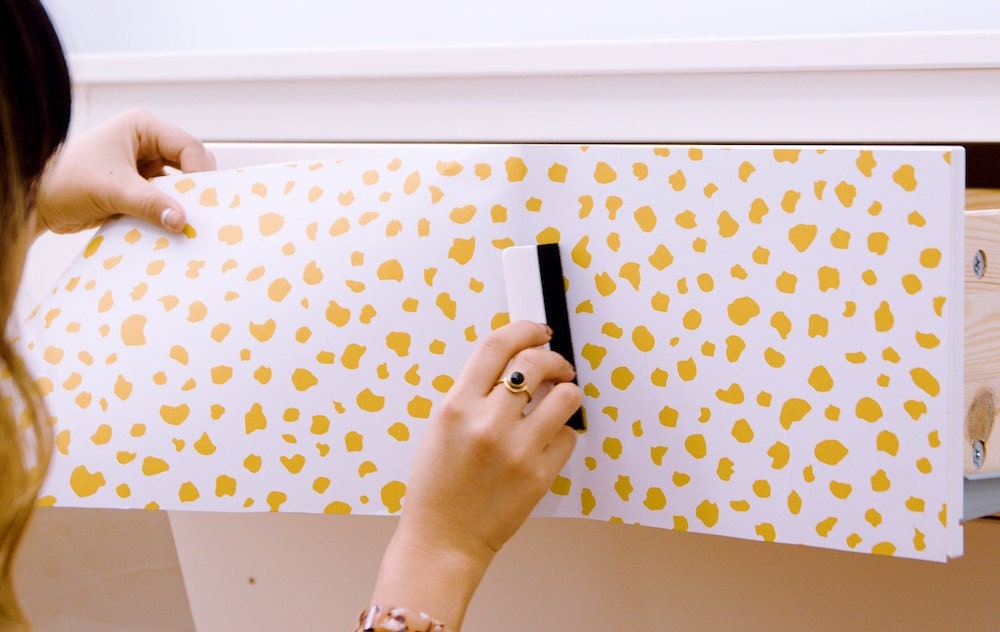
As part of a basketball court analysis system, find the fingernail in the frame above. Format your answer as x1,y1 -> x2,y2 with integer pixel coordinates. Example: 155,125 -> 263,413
538,322 -> 553,337
161,208 -> 184,232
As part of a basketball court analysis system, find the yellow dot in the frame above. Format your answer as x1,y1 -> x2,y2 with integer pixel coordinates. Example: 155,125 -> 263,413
194,433 -> 216,456
725,336 -> 746,362
868,232 -> 889,255
815,439 -> 849,466
829,481 -> 852,499
634,205 -> 657,232
803,465 -> 815,483
834,181 -> 857,207
682,309 -> 702,330
752,479 -> 771,498
376,258 -> 405,282
593,161 -> 617,183
449,237 -> 476,265
910,367 -> 940,397
249,319 -> 277,343
179,482 -> 201,503
808,366 -> 834,392
770,312 -> 792,339
920,248 -> 941,268
787,490 -> 802,514
615,475 -> 634,501
738,161 -> 755,182
871,301 -> 895,332
674,210 -> 696,230
619,261 -> 640,290
893,164 -> 918,191
677,358 -> 697,381
788,224 -> 818,252
215,475 -> 237,498
291,368 -> 318,392
356,388 -> 386,412
900,273 -> 922,295
855,397 -> 883,422
856,150 -> 877,176
731,419 -> 754,443
827,231 -> 850,253
643,487 -> 667,511
695,500 -> 719,527
159,404 -> 190,426
871,469 -> 891,492
748,198 -> 769,223
717,458 -> 735,482
669,169 -> 686,191
380,481 -> 406,513
751,246 -> 770,265
864,508 -> 883,527
685,434 -> 707,459
594,272 -> 617,297
258,212 -> 285,236
727,297 -> 760,325
780,398 -> 811,430
768,441 -> 790,469
775,271 -> 797,294
807,314 -> 829,338
244,403 -> 268,434
717,211 -> 739,237
650,291 -> 670,313
631,326 -> 655,352
877,430 -> 899,455
571,236 -> 593,269
816,517 -> 838,538
432,160 -> 462,177
659,405 -> 679,428
403,395 -> 430,419
716,383 -> 745,405
141,456 -> 170,476
70,465 -> 106,497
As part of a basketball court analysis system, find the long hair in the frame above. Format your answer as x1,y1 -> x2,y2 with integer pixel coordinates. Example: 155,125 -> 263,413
0,0 -> 71,626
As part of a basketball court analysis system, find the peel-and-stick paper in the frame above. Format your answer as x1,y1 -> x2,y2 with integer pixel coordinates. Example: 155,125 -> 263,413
18,145 -> 964,560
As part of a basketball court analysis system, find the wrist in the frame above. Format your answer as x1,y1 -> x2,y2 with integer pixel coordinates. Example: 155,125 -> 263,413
368,526 -> 495,630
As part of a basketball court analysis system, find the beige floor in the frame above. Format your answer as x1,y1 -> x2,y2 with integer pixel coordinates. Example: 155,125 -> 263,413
15,509 -> 1000,631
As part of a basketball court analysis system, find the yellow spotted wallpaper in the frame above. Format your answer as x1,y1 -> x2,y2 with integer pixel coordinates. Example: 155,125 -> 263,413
17,145 -> 964,561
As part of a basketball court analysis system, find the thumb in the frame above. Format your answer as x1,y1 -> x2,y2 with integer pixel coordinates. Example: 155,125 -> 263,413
116,175 -> 188,233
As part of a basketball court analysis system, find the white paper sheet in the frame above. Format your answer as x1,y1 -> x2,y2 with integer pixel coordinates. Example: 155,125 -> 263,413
17,144 -> 963,560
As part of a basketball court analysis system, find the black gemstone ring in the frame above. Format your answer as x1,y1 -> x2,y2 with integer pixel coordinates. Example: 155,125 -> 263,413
496,371 -> 532,404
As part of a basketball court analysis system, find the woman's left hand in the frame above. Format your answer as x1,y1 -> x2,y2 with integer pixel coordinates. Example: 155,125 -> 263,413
34,108 -> 216,236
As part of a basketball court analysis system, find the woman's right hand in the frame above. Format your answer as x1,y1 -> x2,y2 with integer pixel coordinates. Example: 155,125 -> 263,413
368,320 -> 582,629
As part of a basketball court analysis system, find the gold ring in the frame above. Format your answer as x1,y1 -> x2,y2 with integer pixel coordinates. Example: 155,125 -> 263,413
496,371 -> 532,404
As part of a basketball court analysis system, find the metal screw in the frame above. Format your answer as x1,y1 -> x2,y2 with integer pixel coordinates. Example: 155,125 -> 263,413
973,249 -> 987,279
973,439 -> 986,469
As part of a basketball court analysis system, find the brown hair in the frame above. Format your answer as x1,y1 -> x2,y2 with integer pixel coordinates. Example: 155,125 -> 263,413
0,0 -> 71,626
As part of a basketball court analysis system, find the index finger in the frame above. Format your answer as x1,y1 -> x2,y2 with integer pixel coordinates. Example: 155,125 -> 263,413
132,110 -> 217,173
452,321 -> 553,397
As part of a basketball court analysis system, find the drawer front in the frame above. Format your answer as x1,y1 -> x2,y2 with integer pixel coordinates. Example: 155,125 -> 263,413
18,143 -> 964,560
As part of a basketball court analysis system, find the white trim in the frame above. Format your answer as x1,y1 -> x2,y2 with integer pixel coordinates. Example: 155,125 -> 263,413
67,31 -> 1000,84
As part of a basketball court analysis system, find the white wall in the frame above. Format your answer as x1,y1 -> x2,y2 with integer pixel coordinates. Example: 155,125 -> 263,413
41,0 -> 1000,54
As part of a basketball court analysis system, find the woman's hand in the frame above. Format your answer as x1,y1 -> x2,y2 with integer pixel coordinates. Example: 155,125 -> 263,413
368,320 -> 582,629
34,108 -> 216,236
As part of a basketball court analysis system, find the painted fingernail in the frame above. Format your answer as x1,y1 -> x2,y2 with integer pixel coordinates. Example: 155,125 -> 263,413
161,208 -> 184,232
